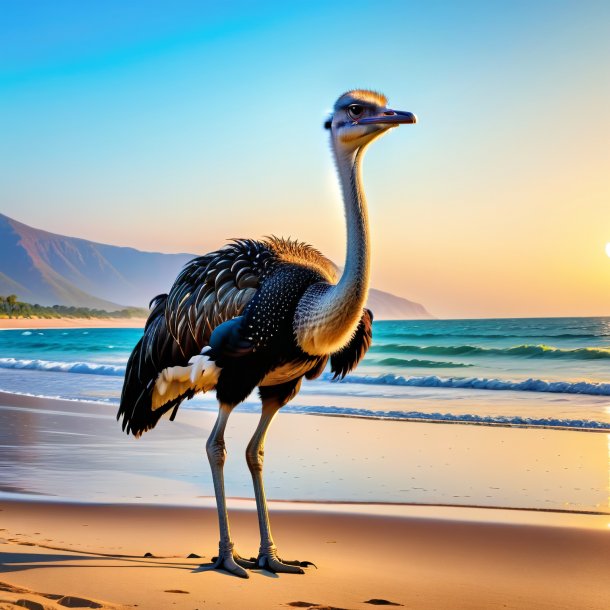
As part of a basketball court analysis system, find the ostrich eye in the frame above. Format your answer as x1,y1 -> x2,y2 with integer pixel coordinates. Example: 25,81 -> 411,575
347,104 -> 364,120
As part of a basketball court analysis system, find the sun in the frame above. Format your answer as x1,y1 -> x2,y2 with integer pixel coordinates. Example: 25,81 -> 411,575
606,242 -> 610,258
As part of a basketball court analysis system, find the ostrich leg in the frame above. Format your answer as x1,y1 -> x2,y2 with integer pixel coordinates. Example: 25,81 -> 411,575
198,403 -> 255,578
245,398 -> 310,574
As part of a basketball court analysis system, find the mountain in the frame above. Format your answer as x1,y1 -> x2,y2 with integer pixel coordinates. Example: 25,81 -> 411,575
366,288 -> 431,320
0,213 -> 432,319
0,213 -> 193,310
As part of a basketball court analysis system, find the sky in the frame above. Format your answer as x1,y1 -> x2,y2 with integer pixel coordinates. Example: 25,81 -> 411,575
1,0 -> 609,318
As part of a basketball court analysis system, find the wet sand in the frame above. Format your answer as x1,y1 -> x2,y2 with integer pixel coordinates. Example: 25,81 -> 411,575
0,390 -> 608,512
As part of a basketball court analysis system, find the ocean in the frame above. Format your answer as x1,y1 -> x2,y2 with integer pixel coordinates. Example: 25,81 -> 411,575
0,317 -> 609,430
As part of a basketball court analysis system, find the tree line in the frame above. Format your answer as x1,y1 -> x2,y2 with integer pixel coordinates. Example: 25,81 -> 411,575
0,295 -> 148,319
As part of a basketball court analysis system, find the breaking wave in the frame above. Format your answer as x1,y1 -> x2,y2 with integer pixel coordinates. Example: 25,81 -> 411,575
282,404 -> 610,430
322,372 -> 610,397
381,332 -> 607,340
371,357 -> 472,368
369,343 -> 610,360
0,358 -> 125,376
2,357 -> 609,398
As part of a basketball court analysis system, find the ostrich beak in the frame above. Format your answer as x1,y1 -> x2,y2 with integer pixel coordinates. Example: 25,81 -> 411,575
357,109 -> 417,126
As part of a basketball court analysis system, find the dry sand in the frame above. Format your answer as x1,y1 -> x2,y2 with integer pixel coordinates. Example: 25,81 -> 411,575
0,499 -> 609,610
0,318 -> 146,330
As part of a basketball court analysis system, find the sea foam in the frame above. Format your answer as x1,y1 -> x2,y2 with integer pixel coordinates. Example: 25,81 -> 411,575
282,404 -> 610,430
322,372 -> 610,397
0,357 -> 125,376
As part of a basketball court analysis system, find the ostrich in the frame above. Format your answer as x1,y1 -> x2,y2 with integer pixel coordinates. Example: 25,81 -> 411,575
118,90 -> 416,578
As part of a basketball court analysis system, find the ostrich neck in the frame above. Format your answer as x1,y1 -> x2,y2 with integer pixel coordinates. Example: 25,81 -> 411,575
336,147 -> 370,304
294,144 -> 370,356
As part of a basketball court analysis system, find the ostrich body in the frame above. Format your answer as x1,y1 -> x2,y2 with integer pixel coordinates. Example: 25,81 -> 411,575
118,90 -> 416,577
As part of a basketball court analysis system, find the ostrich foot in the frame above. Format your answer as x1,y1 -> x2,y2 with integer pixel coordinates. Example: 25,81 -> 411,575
198,545 -> 256,578
255,548 -> 315,574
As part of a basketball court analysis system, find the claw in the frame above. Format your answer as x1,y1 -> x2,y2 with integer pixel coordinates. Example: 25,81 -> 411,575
282,559 -> 317,568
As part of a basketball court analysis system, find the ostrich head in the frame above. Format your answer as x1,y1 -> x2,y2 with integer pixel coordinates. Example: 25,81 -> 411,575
325,89 -> 416,153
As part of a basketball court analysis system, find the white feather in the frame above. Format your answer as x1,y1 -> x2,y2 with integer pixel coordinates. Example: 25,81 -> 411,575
151,353 -> 221,412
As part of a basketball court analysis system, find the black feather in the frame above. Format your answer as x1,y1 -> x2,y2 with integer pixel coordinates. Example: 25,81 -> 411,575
117,294 -> 189,437
117,242 -> 270,436
208,316 -> 253,361
330,308 -> 373,379
305,355 -> 328,380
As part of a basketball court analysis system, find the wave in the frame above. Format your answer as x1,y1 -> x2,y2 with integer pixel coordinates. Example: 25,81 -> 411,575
379,332 -> 607,340
0,358 -> 125,376
369,343 -> 610,360
372,357 -> 472,368
10,341 -> 127,353
321,372 -> 610,397
2,355 -> 609,398
282,404 -> 610,430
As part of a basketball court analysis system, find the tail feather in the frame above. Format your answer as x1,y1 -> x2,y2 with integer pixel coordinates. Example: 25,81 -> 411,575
118,294 -> 193,437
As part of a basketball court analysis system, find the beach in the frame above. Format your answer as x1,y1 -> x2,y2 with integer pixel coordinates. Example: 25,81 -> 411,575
1,318 -> 609,608
1,390 -> 609,609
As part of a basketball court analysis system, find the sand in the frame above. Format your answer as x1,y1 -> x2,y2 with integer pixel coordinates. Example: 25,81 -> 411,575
0,500 -> 608,610
0,318 -> 146,330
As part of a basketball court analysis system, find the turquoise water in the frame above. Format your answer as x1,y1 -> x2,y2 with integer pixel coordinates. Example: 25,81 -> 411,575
0,317 -> 609,430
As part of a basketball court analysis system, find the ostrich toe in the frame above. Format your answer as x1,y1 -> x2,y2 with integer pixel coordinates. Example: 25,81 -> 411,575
197,551 -> 256,578
255,549 -> 315,574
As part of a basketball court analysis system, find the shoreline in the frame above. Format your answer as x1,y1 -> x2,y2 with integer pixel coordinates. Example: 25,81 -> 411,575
308,410 -> 610,432
0,317 -> 146,330
1,498 -> 608,609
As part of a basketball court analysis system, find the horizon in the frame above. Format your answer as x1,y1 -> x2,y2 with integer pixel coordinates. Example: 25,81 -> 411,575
1,1 -> 609,318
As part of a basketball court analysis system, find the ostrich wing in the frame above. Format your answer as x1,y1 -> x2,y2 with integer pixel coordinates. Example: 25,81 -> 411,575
118,239 -> 271,436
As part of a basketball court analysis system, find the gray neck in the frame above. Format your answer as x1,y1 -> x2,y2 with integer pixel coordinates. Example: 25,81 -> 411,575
294,143 -> 370,355
335,146 -> 370,308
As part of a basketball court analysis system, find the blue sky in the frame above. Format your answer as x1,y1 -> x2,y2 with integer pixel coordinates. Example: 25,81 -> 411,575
1,1 -> 609,317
